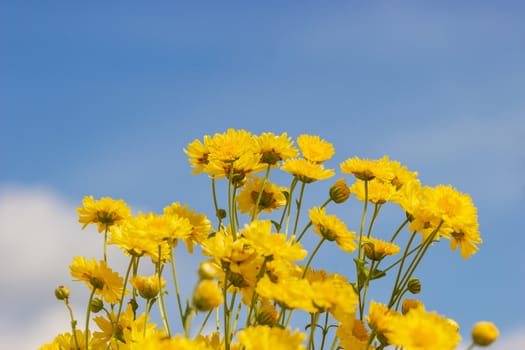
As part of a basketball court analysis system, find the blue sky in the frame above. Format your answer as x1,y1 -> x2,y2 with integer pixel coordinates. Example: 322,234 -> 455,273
1,1 -> 524,348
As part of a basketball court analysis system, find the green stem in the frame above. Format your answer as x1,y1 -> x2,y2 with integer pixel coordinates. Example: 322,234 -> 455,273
223,271 -> 231,350
388,232 -> 417,308
113,255 -> 136,338
366,203 -> 382,239
303,238 -> 326,278
227,163 -> 236,239
64,298 -> 80,350
357,180 -> 369,261
103,226 -> 109,263
290,182 -> 307,238
278,177 -> 298,232
465,344 -> 475,350
157,246 -> 171,336
84,287 -> 97,350
197,310 -> 214,335
211,177 -> 223,230
359,260 -> 377,319
389,217 -> 410,243
319,311 -> 330,350
169,244 -> 185,325
307,313 -> 319,350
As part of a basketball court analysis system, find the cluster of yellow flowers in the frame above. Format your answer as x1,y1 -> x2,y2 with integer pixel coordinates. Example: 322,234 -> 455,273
41,129 -> 498,350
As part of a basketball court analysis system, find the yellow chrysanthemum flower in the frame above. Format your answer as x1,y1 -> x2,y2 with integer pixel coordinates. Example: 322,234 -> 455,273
207,128 -> 257,162
163,202 -> 213,253
241,220 -> 307,261
296,134 -> 335,163
350,178 -> 398,204
366,300 -> 398,336
281,158 -> 335,183
237,325 -> 306,350
236,176 -> 287,215
340,156 -> 393,181
336,320 -> 371,350
254,132 -> 299,166
362,237 -> 400,261
69,256 -> 125,304
77,196 -> 131,233
385,305 -> 461,350
308,207 -> 357,253
192,279 -> 224,311
204,152 -> 266,185
130,275 -> 166,300
309,273 -> 358,324
39,329 -> 102,350
256,275 -> 316,313
184,135 -> 212,174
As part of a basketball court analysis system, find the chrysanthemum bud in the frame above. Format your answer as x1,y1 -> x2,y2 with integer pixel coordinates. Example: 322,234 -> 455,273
471,321 -> 499,346
192,280 -> 223,312
401,299 -> 423,315
329,179 -> 351,203
130,275 -> 165,300
407,278 -> 421,294
216,209 -> 227,220
55,285 -> 70,300
256,303 -> 279,326
90,298 -> 104,313
198,261 -> 220,280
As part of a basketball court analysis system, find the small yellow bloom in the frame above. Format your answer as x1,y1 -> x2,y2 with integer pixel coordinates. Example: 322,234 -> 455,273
237,325 -> 306,350
362,237 -> 400,261
77,196 -> 131,233
69,256 -> 125,304
184,135 -> 212,174
237,176 -> 287,214
336,320 -> 370,350
309,207 -> 357,253
193,279 -> 223,311
130,275 -> 166,300
329,178 -> 351,203
255,132 -> 299,165
297,134 -> 335,163
471,321 -> 499,346
281,158 -> 335,183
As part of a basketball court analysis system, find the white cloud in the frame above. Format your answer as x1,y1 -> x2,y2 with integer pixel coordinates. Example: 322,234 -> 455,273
485,324 -> 525,350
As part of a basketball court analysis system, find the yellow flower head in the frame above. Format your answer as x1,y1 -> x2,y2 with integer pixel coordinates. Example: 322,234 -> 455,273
297,134 -> 335,163
184,135 -> 212,174
69,256 -> 125,304
281,158 -> 335,183
255,132 -> 299,166
386,305 -> 461,350
362,237 -> 400,261
237,325 -> 306,350
336,320 -> 371,350
130,275 -> 166,300
340,156 -> 392,181
350,179 -> 398,204
241,220 -> 307,261
192,279 -> 224,311
237,176 -> 287,215
471,321 -> 499,346
207,128 -> 257,162
310,273 -> 358,324
308,207 -> 357,253
163,202 -> 213,253
256,275 -> 316,312
366,301 -> 398,335
205,152 -> 267,185
77,196 -> 131,233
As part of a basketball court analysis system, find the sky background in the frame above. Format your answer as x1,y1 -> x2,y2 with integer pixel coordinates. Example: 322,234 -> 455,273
1,1 -> 524,348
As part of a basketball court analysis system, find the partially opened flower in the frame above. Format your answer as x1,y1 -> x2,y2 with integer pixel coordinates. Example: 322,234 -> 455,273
309,206 -> 357,253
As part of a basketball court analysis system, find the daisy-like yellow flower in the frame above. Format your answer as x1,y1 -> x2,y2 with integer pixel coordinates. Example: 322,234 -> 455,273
236,176 -> 287,215
241,220 -> 307,261
336,320 -> 370,350
77,196 -> 131,233
207,128 -> 257,162
362,237 -> 400,261
192,279 -> 224,311
350,178 -> 398,204
309,273 -> 358,324
366,301 -> 398,336
39,329 -> 102,350
386,305 -> 461,350
282,158 -> 335,183
204,152 -> 267,185
69,256 -> 125,304
237,325 -> 306,350
383,158 -> 418,189
163,202 -> 213,253
308,207 -> 357,253
93,304 -> 138,344
254,132 -> 299,166
256,275 -> 316,313
340,156 -> 392,181
130,275 -> 166,300
296,134 -> 335,163
184,135 -> 212,174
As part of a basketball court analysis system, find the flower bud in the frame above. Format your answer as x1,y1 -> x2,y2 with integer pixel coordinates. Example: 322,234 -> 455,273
199,261 -> 221,280
130,275 -> 165,300
192,280 -> 223,312
329,179 -> 351,203
216,209 -> 227,220
401,299 -> 423,315
256,303 -> 279,326
90,298 -> 104,313
471,321 -> 499,346
55,285 -> 70,300
407,278 -> 421,294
